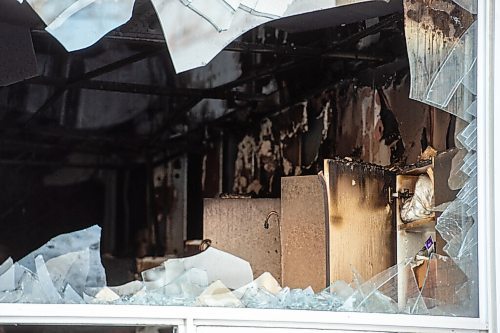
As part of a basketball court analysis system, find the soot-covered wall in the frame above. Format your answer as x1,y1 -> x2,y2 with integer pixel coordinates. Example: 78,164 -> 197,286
219,72 -> 455,197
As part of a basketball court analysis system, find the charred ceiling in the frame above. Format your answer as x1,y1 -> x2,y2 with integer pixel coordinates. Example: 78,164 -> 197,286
0,0 -> 405,171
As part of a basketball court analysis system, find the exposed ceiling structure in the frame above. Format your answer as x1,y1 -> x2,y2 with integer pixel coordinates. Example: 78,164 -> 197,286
0,0 -> 404,169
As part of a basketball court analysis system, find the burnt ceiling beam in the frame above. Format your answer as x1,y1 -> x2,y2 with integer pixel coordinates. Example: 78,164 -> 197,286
31,12 -> 401,58
2,126 -> 146,154
144,58 -> 304,147
0,158 -> 137,169
225,41 -> 389,61
23,47 -> 164,125
0,137 -> 143,159
329,12 -> 402,50
146,96 -> 204,147
27,77 -> 267,101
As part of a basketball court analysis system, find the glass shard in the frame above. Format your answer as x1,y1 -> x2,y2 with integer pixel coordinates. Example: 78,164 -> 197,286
22,0 -> 135,52
180,0 -> 237,32
452,0 -> 478,14
18,225 -> 106,289
34,255 -> 62,303
196,280 -> 243,307
0,258 -> 15,292
425,21 -> 477,110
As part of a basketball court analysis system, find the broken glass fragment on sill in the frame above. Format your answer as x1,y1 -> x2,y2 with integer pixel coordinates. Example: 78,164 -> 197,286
34,255 -> 62,303
232,272 -> 282,299
45,249 -> 90,296
128,268 -> 209,306
63,284 -> 85,304
141,247 -> 253,290
0,258 -> 15,292
19,0 -> 135,51
0,225 -> 479,316
339,263 -> 404,314
196,280 -> 243,307
18,225 -> 106,289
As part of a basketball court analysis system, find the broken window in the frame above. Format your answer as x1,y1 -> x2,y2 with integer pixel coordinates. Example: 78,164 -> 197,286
0,0 -> 481,322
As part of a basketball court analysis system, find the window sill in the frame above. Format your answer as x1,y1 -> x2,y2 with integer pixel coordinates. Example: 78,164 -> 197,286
0,304 -> 488,333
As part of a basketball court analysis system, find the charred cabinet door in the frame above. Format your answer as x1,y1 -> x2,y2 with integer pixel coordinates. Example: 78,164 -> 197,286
324,159 -> 396,283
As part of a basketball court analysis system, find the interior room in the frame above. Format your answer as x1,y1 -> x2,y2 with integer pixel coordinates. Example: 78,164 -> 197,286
0,0 -> 478,323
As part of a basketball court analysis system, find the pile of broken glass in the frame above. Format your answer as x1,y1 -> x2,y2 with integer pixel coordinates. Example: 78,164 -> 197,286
0,224 -> 477,316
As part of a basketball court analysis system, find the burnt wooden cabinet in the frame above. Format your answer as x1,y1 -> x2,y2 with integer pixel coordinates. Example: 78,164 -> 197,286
324,159 -> 396,283
203,154 -> 453,294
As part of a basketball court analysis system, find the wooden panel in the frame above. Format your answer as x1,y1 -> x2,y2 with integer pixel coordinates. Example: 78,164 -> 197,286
397,216 -> 436,232
280,175 -> 327,292
324,159 -> 396,283
203,198 -> 282,282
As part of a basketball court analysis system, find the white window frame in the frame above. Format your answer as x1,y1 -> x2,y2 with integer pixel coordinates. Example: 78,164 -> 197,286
0,0 -> 497,332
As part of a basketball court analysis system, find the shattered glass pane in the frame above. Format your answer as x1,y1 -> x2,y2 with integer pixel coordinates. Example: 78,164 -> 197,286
196,280 -> 243,307
420,254 -> 478,317
0,220 -> 479,317
21,0 -> 135,52
457,119 -> 478,152
448,149 -> 469,191
180,0 -> 237,32
241,286 -> 281,309
18,225 -> 106,289
240,0 -> 294,18
425,21 -> 477,112
45,250 -> 90,296
34,255 -> 62,303
339,263 -> 405,313
63,284 -> 85,304
129,268 -> 209,306
452,0 -> 478,14
0,258 -> 15,292
463,63 -> 478,95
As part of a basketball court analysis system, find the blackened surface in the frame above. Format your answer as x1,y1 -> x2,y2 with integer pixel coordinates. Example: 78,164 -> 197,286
0,166 -> 104,262
0,23 -> 37,86
378,88 -> 405,164
326,158 -> 396,282
187,152 -> 203,240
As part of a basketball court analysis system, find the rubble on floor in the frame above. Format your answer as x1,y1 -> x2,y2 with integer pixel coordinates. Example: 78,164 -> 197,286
0,224 -> 478,316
